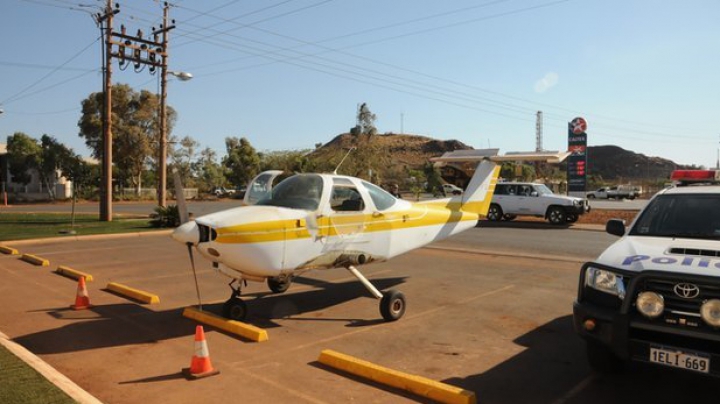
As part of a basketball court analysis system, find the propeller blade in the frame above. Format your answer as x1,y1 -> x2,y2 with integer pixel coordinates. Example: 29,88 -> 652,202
173,167 -> 190,224
186,242 -> 203,311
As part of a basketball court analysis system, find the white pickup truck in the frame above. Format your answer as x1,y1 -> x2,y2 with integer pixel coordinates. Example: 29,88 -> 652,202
574,169 -> 720,377
586,185 -> 638,200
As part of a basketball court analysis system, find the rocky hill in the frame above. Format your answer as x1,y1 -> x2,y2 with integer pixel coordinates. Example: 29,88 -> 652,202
310,133 -> 690,182
309,132 -> 472,168
587,145 -> 691,182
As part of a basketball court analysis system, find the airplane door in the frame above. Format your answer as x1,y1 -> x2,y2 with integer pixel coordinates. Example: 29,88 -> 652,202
327,180 -> 368,244
243,170 -> 284,205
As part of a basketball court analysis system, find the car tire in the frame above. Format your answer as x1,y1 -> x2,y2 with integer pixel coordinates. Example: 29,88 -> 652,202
487,204 -> 503,221
566,213 -> 578,223
547,206 -> 566,225
503,214 -> 517,221
587,195 -> 595,199
586,341 -> 624,374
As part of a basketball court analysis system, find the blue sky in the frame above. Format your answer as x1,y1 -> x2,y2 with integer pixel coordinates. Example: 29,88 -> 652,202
2,0 -> 719,169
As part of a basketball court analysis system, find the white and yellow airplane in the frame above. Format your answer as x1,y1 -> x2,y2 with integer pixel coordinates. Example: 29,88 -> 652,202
172,149 -> 569,322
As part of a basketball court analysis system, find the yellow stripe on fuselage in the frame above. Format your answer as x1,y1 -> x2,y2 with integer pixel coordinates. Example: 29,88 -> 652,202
215,204 -> 478,244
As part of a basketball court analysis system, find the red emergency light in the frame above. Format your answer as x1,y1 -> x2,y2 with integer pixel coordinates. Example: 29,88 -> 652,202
670,170 -> 720,182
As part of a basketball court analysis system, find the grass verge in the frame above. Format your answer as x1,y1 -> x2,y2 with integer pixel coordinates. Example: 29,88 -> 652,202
0,345 -> 75,404
0,212 -> 157,242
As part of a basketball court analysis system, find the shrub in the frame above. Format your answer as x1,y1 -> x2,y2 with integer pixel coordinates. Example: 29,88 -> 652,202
150,204 -> 180,228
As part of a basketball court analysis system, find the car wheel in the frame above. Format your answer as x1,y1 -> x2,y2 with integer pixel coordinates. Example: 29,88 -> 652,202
587,195 -> 595,199
586,341 -> 624,374
566,213 -> 578,223
547,207 -> 566,225
487,204 -> 503,221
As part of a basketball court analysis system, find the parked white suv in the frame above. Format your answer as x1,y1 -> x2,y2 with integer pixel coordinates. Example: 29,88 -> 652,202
442,183 -> 463,196
487,182 -> 590,225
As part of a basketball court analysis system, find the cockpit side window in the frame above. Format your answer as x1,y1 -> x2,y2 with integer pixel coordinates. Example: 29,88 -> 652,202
256,174 -> 323,211
331,178 -> 365,212
362,181 -> 397,211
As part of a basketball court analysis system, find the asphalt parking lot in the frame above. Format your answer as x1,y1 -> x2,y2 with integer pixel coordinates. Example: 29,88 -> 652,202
0,228 -> 718,403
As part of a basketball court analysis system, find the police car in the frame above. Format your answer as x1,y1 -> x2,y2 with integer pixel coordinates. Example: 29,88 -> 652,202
574,170 -> 720,376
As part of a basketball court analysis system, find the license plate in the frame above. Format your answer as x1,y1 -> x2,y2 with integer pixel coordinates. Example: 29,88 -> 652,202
649,346 -> 710,373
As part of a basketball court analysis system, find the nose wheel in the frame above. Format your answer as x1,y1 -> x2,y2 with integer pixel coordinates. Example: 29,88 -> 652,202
222,280 -> 248,321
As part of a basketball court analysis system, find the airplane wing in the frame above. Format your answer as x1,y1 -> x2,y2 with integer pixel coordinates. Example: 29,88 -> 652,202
431,149 -> 570,164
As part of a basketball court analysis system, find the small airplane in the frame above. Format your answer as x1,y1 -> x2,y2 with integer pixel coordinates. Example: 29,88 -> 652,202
172,149 -> 570,322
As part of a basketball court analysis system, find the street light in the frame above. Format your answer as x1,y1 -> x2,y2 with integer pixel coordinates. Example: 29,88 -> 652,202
158,69 -> 192,208
169,71 -> 193,81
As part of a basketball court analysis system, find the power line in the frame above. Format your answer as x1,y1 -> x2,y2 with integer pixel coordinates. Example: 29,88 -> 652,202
1,37 -> 100,105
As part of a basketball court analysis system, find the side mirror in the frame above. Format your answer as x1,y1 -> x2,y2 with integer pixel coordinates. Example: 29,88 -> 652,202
531,191 -> 538,197
606,219 -> 626,237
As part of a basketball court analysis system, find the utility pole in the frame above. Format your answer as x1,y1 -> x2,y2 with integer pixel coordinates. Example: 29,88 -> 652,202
96,0 -> 118,222
93,1 -> 174,218
158,4 -> 171,207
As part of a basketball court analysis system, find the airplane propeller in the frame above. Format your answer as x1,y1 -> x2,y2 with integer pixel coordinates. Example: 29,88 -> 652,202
173,168 -> 204,310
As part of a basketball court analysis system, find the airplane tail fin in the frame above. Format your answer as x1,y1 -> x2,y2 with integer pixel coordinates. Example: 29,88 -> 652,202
431,149 -> 571,217
460,160 -> 501,216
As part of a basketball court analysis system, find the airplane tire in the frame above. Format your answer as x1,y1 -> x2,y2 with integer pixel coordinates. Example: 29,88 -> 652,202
380,289 -> 406,322
222,298 -> 248,321
267,277 -> 291,293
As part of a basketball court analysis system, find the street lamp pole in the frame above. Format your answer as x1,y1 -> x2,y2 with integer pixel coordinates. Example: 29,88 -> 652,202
158,70 -> 192,208
159,54 -> 169,207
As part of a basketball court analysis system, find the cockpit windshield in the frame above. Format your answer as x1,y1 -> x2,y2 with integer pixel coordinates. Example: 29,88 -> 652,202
256,174 -> 323,211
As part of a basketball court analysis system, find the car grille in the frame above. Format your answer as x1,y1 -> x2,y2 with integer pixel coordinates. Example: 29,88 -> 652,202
639,278 -> 720,313
669,247 -> 720,258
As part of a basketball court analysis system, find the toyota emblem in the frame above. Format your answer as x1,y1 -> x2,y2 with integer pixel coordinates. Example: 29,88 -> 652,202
674,283 -> 700,299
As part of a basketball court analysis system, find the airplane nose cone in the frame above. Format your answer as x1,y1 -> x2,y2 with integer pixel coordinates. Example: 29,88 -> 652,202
172,220 -> 199,245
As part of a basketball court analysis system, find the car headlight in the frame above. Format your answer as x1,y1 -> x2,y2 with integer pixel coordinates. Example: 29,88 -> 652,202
636,292 -> 664,319
585,267 -> 626,299
701,299 -> 720,327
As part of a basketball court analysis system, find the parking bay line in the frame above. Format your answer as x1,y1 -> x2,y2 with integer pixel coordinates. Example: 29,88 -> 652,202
233,284 -> 516,367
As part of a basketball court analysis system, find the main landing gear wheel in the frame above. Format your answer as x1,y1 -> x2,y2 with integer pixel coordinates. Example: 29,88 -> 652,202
380,289 -> 406,321
222,298 -> 247,321
267,276 -> 292,293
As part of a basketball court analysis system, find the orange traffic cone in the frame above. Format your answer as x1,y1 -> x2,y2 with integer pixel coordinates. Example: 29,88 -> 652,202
71,276 -> 91,310
182,325 -> 220,380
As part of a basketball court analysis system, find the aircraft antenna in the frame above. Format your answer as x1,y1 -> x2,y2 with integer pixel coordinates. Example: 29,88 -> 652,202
333,147 -> 356,175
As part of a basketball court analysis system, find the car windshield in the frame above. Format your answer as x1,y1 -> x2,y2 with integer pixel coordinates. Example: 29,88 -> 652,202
256,174 -> 323,211
629,194 -> 720,239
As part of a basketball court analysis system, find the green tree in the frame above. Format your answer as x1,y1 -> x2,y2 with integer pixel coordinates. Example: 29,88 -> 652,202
423,162 -> 443,195
169,135 -> 199,188
352,103 -> 377,136
6,133 -> 81,199
259,150 -> 313,173
223,137 -> 260,187
195,147 -> 226,192
6,132 -> 40,185
39,135 -> 76,199
77,83 -> 177,194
